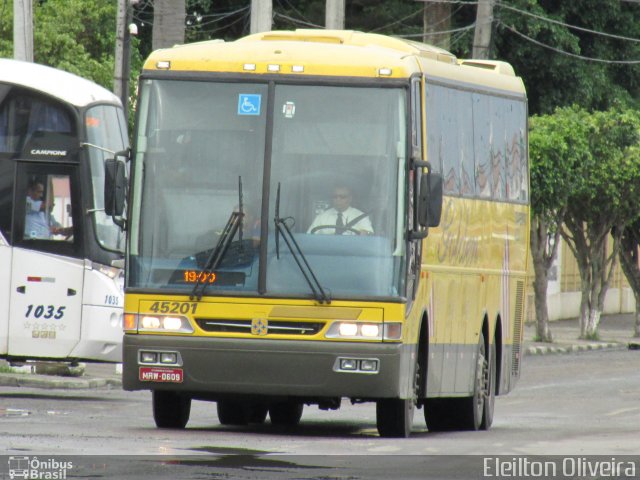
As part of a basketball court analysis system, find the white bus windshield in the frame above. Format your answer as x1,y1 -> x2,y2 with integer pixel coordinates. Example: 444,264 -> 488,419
85,105 -> 128,252
129,79 -> 407,300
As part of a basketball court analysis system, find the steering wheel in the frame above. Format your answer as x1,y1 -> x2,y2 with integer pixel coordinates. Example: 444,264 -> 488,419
309,211 -> 372,235
309,225 -> 362,235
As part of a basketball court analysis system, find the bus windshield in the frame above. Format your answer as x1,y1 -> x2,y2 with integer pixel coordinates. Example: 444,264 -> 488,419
128,79 -> 407,300
85,105 -> 128,252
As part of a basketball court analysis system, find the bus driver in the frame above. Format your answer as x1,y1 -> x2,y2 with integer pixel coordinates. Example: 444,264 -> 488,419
307,185 -> 373,236
25,180 -> 72,240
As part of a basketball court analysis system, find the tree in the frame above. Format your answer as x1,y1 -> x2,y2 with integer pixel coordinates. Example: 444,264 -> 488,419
560,108 -> 640,339
619,220 -> 640,338
528,107 -> 590,342
0,0 -> 141,95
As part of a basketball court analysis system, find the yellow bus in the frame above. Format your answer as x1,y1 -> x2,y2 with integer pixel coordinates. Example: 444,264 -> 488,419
114,29 -> 529,438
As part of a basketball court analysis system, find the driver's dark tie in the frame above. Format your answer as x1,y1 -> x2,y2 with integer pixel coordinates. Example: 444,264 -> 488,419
336,212 -> 344,235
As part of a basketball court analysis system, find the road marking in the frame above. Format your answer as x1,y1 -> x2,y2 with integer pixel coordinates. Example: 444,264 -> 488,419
605,407 -> 640,417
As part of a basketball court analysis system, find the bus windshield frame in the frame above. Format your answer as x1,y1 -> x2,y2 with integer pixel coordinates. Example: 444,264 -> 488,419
127,76 -> 411,301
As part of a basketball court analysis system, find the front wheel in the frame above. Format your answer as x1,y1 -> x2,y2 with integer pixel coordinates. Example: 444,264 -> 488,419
269,401 -> 303,426
153,390 -> 191,429
376,398 -> 414,438
425,332 -> 491,431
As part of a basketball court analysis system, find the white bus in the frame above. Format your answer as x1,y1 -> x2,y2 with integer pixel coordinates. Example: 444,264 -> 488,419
0,59 -> 128,362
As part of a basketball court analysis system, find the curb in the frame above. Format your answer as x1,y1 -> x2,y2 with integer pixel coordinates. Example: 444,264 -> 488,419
525,341 -> 628,356
0,373 -> 122,389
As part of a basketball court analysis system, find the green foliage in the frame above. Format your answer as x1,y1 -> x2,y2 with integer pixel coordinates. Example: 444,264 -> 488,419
494,0 -> 640,114
529,106 -> 591,219
569,108 -> 640,226
532,105 -> 640,230
0,0 -> 142,97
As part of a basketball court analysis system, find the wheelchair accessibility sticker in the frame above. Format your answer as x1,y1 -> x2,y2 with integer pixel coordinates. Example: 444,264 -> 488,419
238,94 -> 261,115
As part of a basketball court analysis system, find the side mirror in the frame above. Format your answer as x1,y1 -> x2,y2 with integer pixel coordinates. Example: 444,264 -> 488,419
104,158 -> 126,217
426,172 -> 443,227
417,171 -> 443,228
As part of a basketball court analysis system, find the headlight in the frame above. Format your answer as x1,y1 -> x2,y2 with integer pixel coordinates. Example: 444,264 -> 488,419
325,322 -> 403,341
123,313 -> 194,334
92,261 -> 121,279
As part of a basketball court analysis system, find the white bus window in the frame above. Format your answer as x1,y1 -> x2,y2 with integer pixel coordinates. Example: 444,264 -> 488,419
24,175 -> 73,241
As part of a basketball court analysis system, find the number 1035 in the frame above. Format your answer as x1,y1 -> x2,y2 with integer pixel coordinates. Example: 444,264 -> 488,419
25,304 -> 66,320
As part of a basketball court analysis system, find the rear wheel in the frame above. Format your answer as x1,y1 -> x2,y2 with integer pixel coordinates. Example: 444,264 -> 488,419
269,401 -> 303,426
481,340 -> 496,430
152,390 -> 191,429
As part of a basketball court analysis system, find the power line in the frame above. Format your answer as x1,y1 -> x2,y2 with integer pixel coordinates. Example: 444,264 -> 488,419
496,1 -> 640,44
369,7 -> 424,33
500,22 -> 640,64
274,12 -> 324,29
415,1 -> 478,4
276,0 -> 315,26
397,23 -> 475,38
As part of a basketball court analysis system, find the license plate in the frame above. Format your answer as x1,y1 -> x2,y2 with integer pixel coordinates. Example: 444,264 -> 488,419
139,367 -> 183,383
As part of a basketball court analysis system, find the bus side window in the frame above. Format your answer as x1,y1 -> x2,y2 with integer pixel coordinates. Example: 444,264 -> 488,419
23,175 -> 74,243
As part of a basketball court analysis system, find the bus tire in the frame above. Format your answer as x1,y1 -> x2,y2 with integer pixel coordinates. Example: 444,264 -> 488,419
269,401 -> 303,426
217,400 -> 250,425
249,404 -> 269,424
153,390 -> 191,429
425,332 -> 489,432
376,398 -> 414,438
481,339 -> 496,430
424,397 -> 457,431
458,331 -> 488,431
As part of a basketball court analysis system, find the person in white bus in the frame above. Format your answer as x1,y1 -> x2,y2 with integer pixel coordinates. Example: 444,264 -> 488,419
307,185 -> 373,236
25,180 -> 72,240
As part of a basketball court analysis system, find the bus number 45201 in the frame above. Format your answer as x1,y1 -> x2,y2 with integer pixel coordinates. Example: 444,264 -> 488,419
25,304 -> 66,320
149,301 -> 197,315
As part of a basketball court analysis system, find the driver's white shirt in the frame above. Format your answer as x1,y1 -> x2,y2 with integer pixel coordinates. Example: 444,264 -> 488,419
307,206 -> 373,235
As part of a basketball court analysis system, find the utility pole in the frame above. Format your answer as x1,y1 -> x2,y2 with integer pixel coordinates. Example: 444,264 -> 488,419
114,0 -> 139,118
250,0 -> 272,34
114,0 -> 128,108
325,0 -> 345,29
422,1 -> 451,50
472,0 -> 494,59
152,0 -> 185,50
13,0 -> 33,62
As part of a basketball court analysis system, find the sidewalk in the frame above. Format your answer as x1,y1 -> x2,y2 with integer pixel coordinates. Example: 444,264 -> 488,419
0,314 -> 638,390
524,312 -> 640,355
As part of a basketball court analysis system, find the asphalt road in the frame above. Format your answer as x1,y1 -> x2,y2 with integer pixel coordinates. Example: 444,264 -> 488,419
1,348 -> 639,479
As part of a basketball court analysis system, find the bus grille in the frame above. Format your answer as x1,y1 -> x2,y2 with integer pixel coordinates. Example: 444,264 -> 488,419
512,280 -> 525,377
195,318 -> 324,336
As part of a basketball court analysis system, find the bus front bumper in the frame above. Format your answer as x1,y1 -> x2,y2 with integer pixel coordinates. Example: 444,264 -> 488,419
123,334 -> 416,399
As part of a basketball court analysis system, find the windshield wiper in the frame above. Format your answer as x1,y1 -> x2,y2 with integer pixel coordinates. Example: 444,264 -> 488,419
273,183 -> 330,304
190,177 -> 244,301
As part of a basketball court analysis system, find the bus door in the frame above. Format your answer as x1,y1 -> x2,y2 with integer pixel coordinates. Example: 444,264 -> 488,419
0,233 -> 11,355
7,163 -> 84,359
